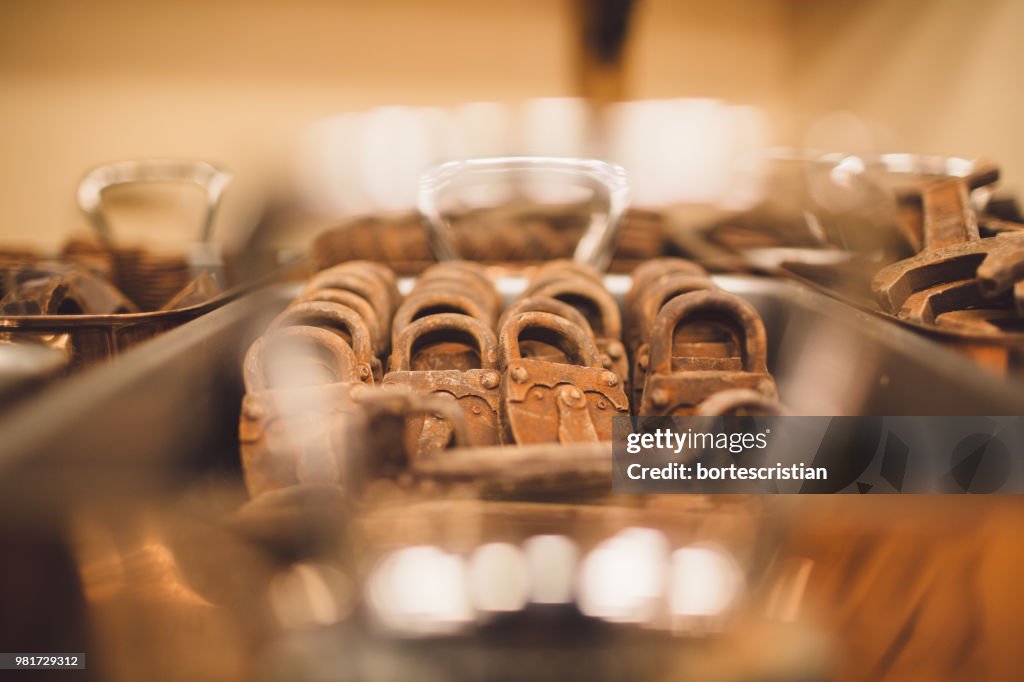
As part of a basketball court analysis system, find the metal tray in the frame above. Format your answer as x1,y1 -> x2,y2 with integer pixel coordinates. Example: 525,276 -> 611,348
3,273 -> 1024,519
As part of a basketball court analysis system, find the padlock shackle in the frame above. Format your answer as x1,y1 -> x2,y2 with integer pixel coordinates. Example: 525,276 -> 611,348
529,259 -> 603,286
499,311 -> 602,369
270,301 -> 376,364
392,290 -> 493,339
389,312 -> 499,372
497,296 -> 594,340
296,288 -> 383,351
649,290 -> 768,377
626,258 -> 709,308
527,278 -> 622,339
634,274 -> 718,341
305,267 -> 395,323
243,325 -> 360,392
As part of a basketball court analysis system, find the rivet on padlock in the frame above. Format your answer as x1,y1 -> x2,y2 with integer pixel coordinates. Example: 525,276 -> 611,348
498,311 -> 629,444
638,290 -> 777,416
382,312 -> 502,452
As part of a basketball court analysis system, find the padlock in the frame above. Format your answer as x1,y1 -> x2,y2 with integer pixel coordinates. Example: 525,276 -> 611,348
239,382 -> 470,497
526,276 -> 629,386
392,290 -> 497,353
639,290 -> 776,416
383,312 -> 502,452
499,311 -> 629,444
625,258 -> 708,312
269,300 -> 381,382
628,274 -> 719,409
305,265 -> 396,343
496,296 -> 594,350
294,287 -> 384,357
240,325 -> 368,496
526,259 -> 603,293
312,260 -> 402,316
243,325 -> 372,392
418,260 -> 502,315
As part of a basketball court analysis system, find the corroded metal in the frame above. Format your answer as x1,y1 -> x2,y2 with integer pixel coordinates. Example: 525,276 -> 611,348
243,325 -> 372,392
1,263 -> 137,316
383,313 -> 502,452
628,274 -> 719,409
526,275 -> 629,386
872,177 -> 1024,336
304,264 -> 397,343
639,290 -> 776,416
498,311 -> 628,444
270,300 -> 381,382
239,384 -> 469,497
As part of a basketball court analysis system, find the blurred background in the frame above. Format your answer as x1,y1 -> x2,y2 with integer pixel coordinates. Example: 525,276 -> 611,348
2,0 -> 1021,251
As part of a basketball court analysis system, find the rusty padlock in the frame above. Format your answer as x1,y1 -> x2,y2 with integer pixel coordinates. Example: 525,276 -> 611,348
392,289 -> 498,351
628,274 -> 719,409
294,287 -> 384,357
269,300 -> 380,383
382,312 -> 502,453
418,260 -> 502,314
497,296 -> 595,367
526,276 -> 629,385
625,258 -> 708,312
305,264 -> 398,344
627,273 -> 717,349
639,290 -> 776,416
244,325 -> 372,392
526,259 -> 603,293
499,311 -> 629,444
240,325 -> 370,496
239,382 -> 470,497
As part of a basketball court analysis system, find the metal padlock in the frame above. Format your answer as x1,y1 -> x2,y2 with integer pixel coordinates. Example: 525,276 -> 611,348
383,312 -> 502,452
625,258 -> 708,312
243,325 -> 372,392
639,290 -> 776,416
270,300 -> 380,383
499,311 -> 629,444
496,296 -> 594,364
239,382 -> 470,497
527,276 -> 629,385
628,274 -> 718,409
418,260 -> 502,315
305,265 -> 396,344
392,290 -> 497,353
295,287 -> 384,357
240,325 -> 369,496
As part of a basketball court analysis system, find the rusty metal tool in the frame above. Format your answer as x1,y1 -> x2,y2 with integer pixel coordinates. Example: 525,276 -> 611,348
872,177 -> 1024,333
0,262 -> 137,316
